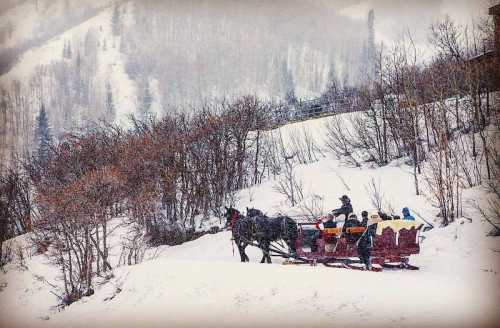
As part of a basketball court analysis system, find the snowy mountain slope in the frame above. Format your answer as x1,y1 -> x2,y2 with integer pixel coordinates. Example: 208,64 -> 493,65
0,1 -> 138,126
1,114 -> 499,328
0,0 -> 114,54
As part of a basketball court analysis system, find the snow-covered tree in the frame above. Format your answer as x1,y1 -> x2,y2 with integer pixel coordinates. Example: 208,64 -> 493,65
67,40 -> 72,59
34,104 -> 53,163
111,5 -> 121,37
364,9 -> 376,83
62,40 -> 67,58
140,83 -> 152,119
105,81 -> 115,119
280,61 -> 296,105
321,62 -> 340,103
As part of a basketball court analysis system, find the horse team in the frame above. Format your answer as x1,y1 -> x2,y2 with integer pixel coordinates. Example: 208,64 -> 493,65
224,194 -> 421,271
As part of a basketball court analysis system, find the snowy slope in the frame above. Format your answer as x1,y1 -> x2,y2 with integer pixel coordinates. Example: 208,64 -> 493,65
0,0 -> 111,51
1,114 -> 499,328
0,1 -> 138,126
1,214 -> 498,328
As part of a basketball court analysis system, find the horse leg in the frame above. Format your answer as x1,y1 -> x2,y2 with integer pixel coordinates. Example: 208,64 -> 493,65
237,241 -> 248,262
259,241 -> 267,263
243,243 -> 250,262
260,240 -> 272,264
266,241 -> 272,263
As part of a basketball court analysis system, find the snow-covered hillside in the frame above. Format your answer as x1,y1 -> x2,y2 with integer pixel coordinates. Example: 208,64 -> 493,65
1,114 -> 499,328
0,1 -> 137,126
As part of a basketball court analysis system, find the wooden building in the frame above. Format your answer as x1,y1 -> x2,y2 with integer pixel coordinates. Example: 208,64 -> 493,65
467,4 -> 500,91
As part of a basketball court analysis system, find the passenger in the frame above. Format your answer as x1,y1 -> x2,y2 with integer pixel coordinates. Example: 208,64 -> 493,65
402,207 -> 416,221
322,214 -> 338,244
332,195 -> 353,219
360,210 -> 369,227
378,211 -> 391,221
311,214 -> 336,252
343,213 -> 360,232
344,213 -> 363,243
323,213 -> 337,229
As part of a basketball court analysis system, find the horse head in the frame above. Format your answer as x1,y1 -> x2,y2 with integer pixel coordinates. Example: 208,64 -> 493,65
224,207 -> 241,228
246,207 -> 265,218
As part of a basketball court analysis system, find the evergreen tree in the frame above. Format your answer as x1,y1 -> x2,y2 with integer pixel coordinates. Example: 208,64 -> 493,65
73,50 -> 82,104
280,61 -> 297,105
75,49 -> 81,69
366,9 -> 376,81
141,83 -> 152,119
34,104 -> 53,163
322,62 -> 340,102
67,40 -> 72,59
111,5 -> 121,37
63,40 -> 70,59
105,81 -> 115,119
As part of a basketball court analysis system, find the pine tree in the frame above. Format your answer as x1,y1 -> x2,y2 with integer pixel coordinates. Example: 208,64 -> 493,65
366,9 -> 376,81
111,5 -> 121,37
34,104 -> 53,163
280,61 -> 297,105
322,62 -> 340,102
141,83 -> 152,119
73,50 -> 82,104
105,82 -> 115,119
63,40 -> 68,58
67,40 -> 72,59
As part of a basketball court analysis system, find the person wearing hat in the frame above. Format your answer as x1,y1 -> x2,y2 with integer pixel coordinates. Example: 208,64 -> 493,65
331,195 -> 353,220
402,207 -> 415,221
310,213 -> 337,252
361,210 -> 369,227
323,213 -> 338,229
343,213 -> 363,243
357,212 -> 380,270
343,213 -> 361,232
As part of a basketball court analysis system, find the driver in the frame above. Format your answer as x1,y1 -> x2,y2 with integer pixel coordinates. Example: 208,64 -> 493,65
332,195 -> 353,220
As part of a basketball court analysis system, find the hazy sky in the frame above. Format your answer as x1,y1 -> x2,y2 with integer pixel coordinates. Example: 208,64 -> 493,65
336,0 -> 494,58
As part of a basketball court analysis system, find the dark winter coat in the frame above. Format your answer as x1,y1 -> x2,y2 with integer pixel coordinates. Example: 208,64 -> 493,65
402,207 -> 415,221
332,202 -> 353,219
361,215 -> 368,227
323,220 -> 337,229
343,218 -> 361,232
357,224 -> 376,249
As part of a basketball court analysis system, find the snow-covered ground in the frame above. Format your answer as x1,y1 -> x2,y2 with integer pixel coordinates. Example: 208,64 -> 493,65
1,115 -> 499,328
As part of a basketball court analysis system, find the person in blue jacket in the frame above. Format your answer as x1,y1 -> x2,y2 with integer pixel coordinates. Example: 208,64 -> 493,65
402,207 -> 415,221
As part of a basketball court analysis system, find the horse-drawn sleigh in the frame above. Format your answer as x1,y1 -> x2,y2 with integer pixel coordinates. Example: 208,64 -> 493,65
224,207 -> 424,272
